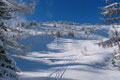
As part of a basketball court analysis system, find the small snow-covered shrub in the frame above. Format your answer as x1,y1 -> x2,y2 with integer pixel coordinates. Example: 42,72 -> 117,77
30,21 -> 38,26
98,37 -> 103,43
50,30 -> 55,40
50,29 -> 54,36
53,23 -> 56,28
84,30 -> 89,38
110,49 -> 120,67
56,30 -> 62,37
68,30 -> 74,38
89,26 -> 95,33
81,47 -> 87,56
108,30 -> 115,38
81,26 -> 85,31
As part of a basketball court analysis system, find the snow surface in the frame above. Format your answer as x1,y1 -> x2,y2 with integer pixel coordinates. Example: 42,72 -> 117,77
9,24 -> 120,80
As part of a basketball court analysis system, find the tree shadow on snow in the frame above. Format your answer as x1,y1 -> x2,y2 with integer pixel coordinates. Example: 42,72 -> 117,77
20,34 -> 61,53
13,55 -> 110,72
94,29 -> 109,38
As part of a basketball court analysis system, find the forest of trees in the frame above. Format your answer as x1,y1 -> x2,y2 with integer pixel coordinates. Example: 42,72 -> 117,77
0,0 -> 36,80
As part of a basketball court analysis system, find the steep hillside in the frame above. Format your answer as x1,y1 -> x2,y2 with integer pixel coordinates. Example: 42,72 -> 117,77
9,23 -> 120,80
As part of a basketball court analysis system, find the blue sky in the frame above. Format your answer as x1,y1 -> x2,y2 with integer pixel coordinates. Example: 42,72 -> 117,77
27,0 -> 106,24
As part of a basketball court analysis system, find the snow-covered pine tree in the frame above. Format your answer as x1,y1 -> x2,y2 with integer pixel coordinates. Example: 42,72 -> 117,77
0,0 -> 36,80
101,0 -> 120,24
99,0 -> 120,66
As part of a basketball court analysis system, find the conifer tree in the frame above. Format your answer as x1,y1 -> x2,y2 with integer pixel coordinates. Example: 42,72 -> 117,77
99,0 -> 120,66
0,0 -> 36,80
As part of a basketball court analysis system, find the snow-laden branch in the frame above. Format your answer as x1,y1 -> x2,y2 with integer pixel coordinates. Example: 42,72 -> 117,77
102,2 -> 120,10
98,36 -> 120,48
101,8 -> 120,16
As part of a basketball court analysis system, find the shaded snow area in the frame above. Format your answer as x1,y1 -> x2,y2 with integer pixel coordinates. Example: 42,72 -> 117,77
11,24 -> 120,80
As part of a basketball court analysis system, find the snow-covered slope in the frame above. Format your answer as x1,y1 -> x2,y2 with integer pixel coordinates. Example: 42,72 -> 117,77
11,23 -> 120,80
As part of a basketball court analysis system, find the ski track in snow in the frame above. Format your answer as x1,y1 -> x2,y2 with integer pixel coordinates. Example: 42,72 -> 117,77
48,55 -> 76,80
